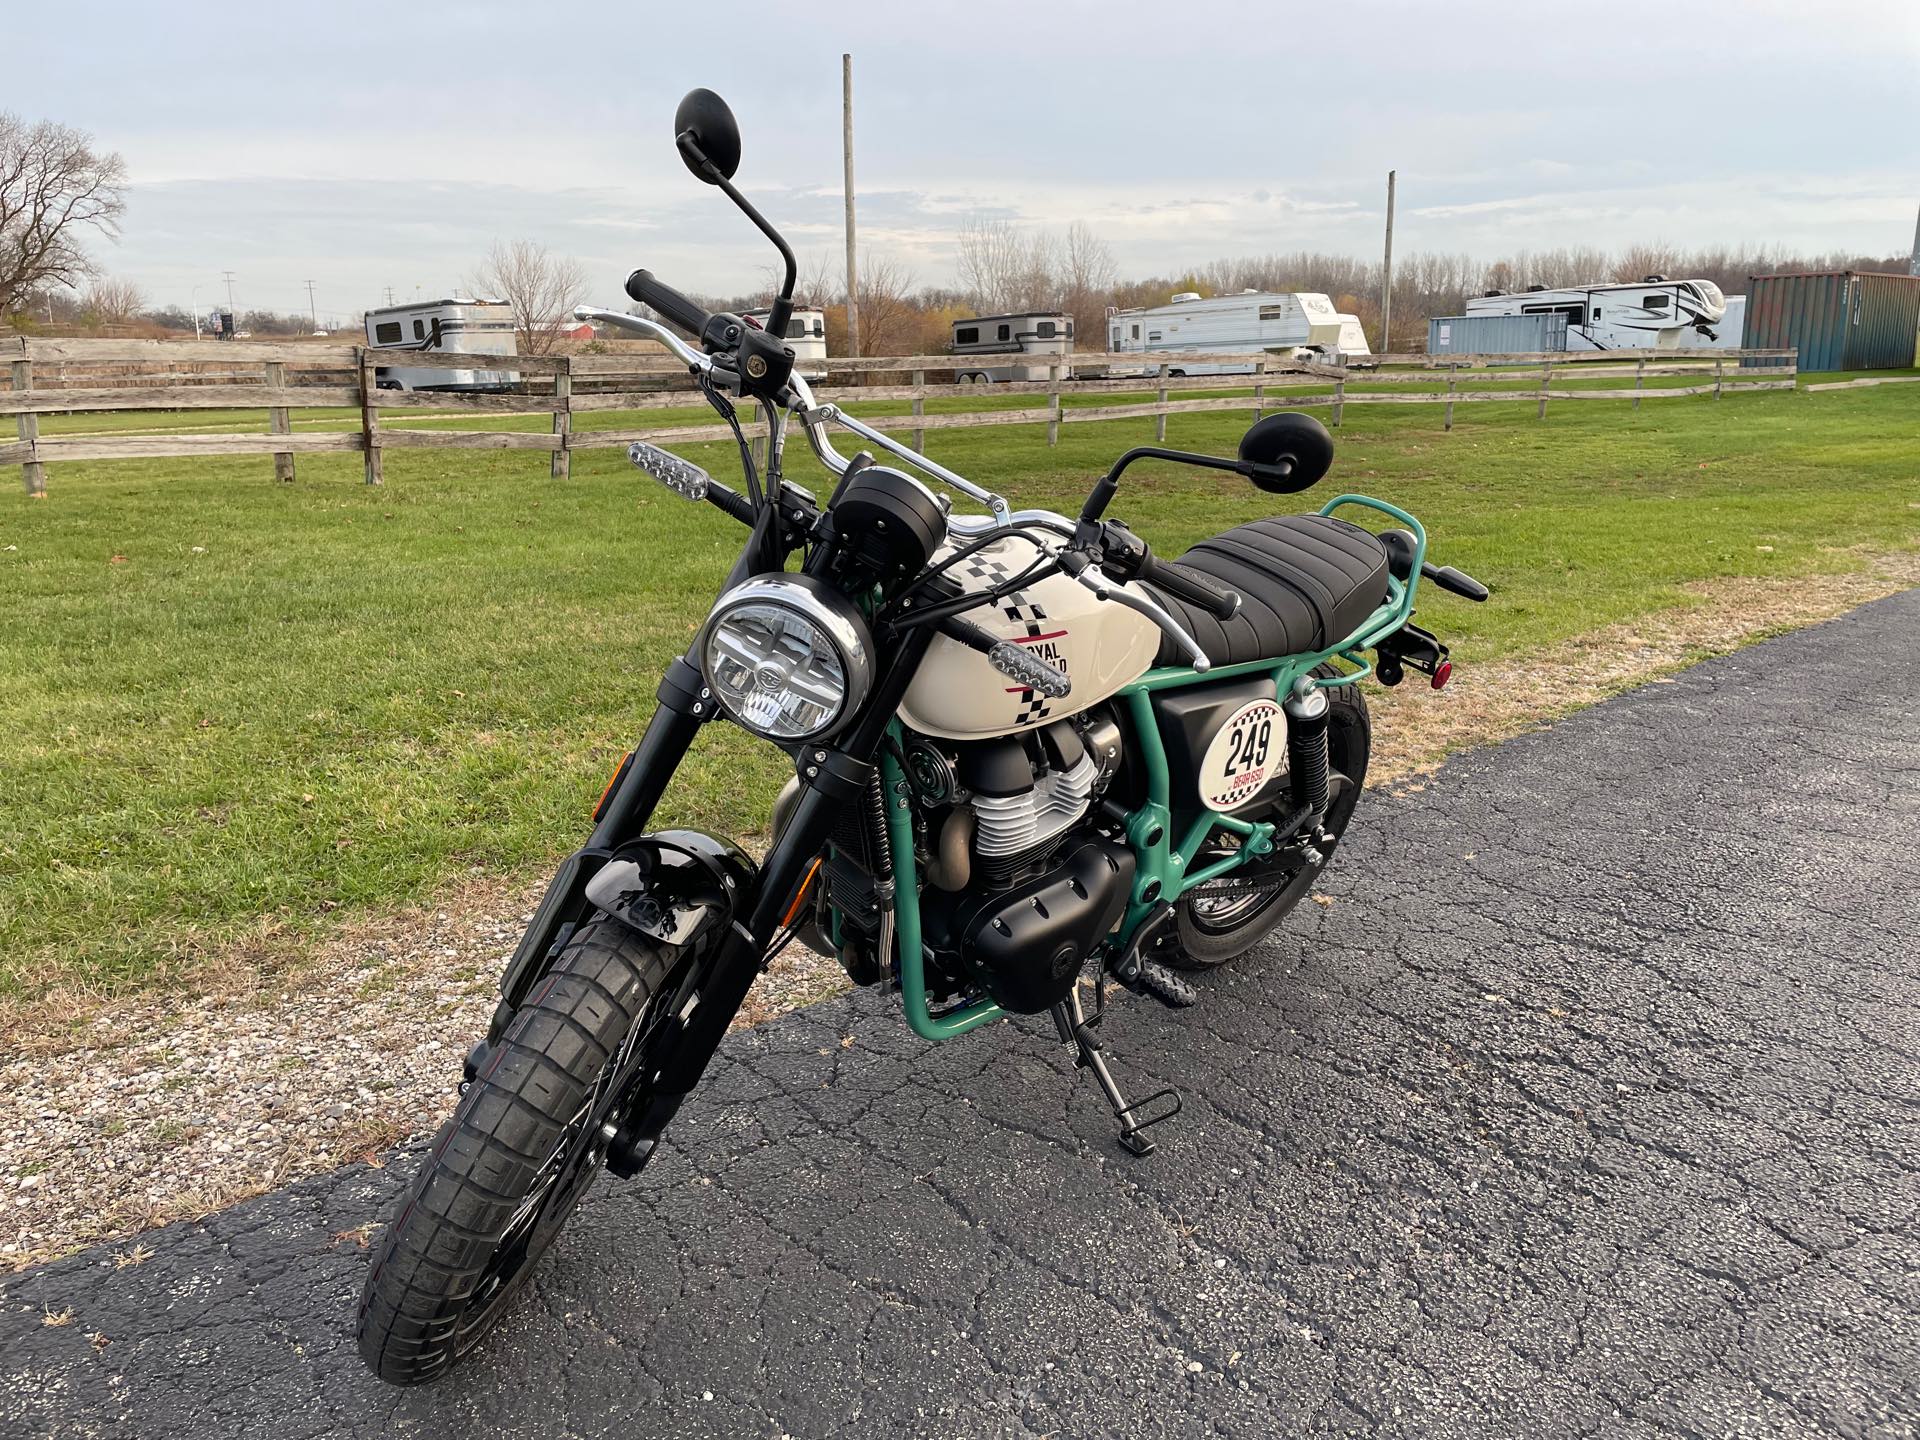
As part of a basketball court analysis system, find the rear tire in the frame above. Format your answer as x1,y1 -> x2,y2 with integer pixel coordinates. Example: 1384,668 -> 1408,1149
1169,668 -> 1371,969
355,918 -> 672,1385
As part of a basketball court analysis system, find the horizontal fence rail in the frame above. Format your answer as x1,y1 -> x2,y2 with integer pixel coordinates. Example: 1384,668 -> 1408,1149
4,335 -> 1799,495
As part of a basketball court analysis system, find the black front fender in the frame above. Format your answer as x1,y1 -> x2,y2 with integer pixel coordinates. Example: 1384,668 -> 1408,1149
492,829 -> 757,1038
585,829 -> 758,949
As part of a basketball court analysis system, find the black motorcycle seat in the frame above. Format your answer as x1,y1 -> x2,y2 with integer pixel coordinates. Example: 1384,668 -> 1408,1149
1143,515 -> 1392,667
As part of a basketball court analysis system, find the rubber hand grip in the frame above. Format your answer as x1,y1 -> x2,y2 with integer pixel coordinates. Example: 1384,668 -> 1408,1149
1141,555 -> 1241,621
624,269 -> 712,338
1422,563 -> 1490,602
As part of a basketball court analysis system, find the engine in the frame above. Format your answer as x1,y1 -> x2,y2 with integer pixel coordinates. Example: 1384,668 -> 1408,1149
910,713 -> 1134,1013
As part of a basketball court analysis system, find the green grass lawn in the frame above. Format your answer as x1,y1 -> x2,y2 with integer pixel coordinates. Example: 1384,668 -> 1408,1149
4,383 -> 1918,1000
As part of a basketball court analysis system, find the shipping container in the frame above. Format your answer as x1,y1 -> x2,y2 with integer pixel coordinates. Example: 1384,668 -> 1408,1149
1427,311 -> 1568,356
1742,271 -> 1920,372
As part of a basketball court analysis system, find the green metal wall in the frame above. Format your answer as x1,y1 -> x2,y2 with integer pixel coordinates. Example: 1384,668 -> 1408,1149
1745,272 -> 1920,371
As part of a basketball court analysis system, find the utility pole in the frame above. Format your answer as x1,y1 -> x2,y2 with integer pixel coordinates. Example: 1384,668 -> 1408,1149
1909,201 -> 1919,277
222,270 -> 237,319
384,286 -> 395,306
842,52 -> 861,358
1380,171 -> 1396,357
305,280 -> 319,332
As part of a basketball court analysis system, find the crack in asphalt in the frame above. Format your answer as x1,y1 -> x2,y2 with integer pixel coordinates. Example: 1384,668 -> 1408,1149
3,591 -> 1918,1440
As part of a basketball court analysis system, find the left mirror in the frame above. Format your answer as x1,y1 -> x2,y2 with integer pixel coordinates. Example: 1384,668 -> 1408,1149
674,89 -> 741,184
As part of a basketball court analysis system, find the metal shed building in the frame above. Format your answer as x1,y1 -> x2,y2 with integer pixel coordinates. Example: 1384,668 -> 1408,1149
1428,311 -> 1569,355
1742,271 -> 1920,372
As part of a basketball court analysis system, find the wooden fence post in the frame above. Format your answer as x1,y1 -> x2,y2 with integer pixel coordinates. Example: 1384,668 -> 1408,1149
1046,363 -> 1062,446
1713,357 -> 1724,400
1536,361 -> 1552,420
1443,368 -> 1456,432
911,368 -> 925,453
265,360 -> 295,482
551,355 -> 573,479
357,348 -> 383,486
10,356 -> 45,498
1154,364 -> 1168,443
1253,358 -> 1266,420
1634,355 -> 1645,411
1331,372 -> 1345,427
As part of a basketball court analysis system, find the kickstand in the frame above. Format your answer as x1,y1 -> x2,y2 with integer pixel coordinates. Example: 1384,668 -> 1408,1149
1050,985 -> 1182,1156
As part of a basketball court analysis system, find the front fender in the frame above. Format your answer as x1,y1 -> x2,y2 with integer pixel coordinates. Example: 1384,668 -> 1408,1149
492,829 -> 757,1037
584,829 -> 758,949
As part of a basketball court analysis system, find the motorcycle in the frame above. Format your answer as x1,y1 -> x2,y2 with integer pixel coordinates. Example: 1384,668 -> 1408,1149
356,88 -> 1488,1385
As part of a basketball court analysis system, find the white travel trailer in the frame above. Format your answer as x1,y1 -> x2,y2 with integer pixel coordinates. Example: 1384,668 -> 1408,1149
950,312 -> 1074,382
745,306 -> 829,376
1106,290 -> 1371,375
1464,277 -> 1729,351
365,299 -> 519,391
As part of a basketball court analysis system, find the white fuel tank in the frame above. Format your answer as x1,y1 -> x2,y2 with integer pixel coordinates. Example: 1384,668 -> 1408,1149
897,529 -> 1162,740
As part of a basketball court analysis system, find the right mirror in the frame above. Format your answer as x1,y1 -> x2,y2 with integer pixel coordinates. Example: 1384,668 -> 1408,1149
1238,412 -> 1334,494
673,88 -> 742,184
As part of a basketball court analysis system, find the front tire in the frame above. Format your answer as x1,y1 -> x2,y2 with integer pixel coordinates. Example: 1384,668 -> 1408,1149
356,918 -> 671,1385
1170,669 -> 1371,968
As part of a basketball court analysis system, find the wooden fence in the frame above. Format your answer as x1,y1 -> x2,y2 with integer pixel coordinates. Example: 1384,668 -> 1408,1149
3,335 -> 1798,495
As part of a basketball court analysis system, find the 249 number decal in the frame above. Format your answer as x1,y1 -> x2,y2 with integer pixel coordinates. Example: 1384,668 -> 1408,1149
1197,697 -> 1285,810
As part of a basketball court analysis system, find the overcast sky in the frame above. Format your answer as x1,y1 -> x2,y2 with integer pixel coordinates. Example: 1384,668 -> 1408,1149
12,0 -> 1918,324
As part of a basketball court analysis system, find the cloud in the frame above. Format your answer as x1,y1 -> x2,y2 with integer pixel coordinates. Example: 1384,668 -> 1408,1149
14,0 -> 1912,312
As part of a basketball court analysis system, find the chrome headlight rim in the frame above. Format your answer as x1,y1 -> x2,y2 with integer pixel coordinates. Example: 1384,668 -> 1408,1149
697,574 -> 874,743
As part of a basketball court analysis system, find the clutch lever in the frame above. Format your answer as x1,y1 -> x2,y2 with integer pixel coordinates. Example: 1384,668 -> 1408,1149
1059,550 -> 1211,672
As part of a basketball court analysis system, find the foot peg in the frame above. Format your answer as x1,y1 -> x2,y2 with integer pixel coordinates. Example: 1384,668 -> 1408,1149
1050,988 -> 1182,1156
1133,959 -> 1196,1008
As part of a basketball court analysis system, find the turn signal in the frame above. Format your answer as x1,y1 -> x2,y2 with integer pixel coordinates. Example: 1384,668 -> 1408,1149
1431,660 -> 1453,691
594,752 -> 633,820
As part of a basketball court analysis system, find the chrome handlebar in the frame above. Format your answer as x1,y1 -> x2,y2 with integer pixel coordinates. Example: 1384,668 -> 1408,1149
573,307 -> 713,373
578,303 -> 1207,667
1063,562 -> 1210,671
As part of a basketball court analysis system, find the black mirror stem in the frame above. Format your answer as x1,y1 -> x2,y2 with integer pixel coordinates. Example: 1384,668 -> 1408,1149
681,132 -> 798,338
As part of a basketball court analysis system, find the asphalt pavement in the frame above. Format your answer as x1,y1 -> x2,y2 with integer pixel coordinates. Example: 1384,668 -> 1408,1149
5,590 -> 1917,1440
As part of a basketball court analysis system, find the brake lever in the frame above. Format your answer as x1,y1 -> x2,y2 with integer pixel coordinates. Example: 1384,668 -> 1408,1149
1060,551 -> 1210,672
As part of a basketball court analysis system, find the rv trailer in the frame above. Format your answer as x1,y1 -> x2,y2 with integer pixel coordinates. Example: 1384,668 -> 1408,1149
950,312 -> 1074,382
1464,277 -> 1728,351
1106,290 -> 1372,375
364,299 -> 520,391
745,306 -> 828,377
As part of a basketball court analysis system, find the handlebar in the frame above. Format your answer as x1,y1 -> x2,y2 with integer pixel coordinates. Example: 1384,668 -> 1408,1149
1137,552 -> 1241,622
624,268 -> 713,339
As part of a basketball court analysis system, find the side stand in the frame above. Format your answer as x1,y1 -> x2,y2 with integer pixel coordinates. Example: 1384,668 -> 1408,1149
1049,984 -> 1182,1156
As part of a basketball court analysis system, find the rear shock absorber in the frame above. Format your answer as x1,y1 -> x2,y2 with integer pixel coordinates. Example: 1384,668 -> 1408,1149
1283,686 -> 1331,817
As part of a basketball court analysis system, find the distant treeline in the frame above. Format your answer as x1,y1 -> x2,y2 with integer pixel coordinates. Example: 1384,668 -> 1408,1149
14,241 -> 1909,354
698,237 -> 1911,355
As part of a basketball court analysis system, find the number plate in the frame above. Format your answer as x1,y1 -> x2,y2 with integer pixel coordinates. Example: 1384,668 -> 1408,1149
1196,697 -> 1284,811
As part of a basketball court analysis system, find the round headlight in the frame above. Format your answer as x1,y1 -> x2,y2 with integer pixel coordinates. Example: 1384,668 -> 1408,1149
699,575 -> 873,742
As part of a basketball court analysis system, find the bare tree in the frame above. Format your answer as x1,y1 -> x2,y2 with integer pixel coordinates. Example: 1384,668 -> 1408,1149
956,216 -> 1043,314
1610,243 -> 1681,284
0,112 -> 128,319
852,255 -> 920,356
79,276 -> 143,328
796,250 -> 842,309
1059,221 -> 1116,349
467,239 -> 589,355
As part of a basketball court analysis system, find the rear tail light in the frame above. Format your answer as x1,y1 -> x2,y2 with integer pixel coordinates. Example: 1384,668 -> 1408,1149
1431,660 -> 1453,691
